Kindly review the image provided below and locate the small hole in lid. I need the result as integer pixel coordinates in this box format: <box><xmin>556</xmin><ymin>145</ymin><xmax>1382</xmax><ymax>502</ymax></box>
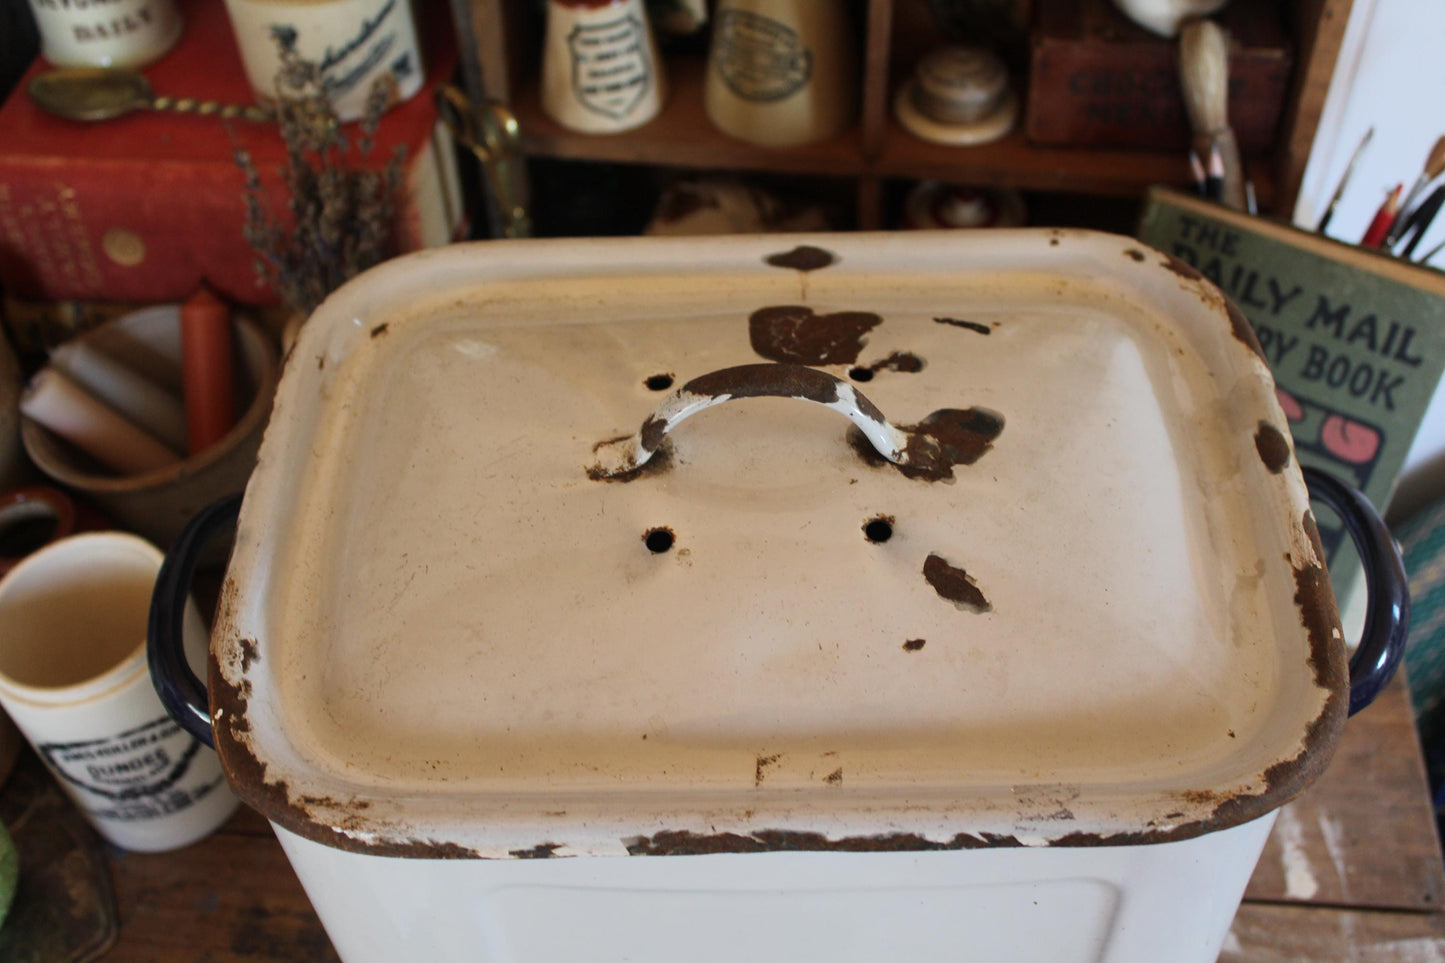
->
<box><xmin>864</xmin><ymin>517</ymin><xmax>894</xmax><ymax>543</ymax></box>
<box><xmin>646</xmin><ymin>373</ymin><xmax>674</xmax><ymax>391</ymax></box>
<box><xmin>644</xmin><ymin>528</ymin><xmax>675</xmax><ymax>553</ymax></box>
<box><xmin>848</xmin><ymin>367</ymin><xmax>874</xmax><ymax>382</ymax></box>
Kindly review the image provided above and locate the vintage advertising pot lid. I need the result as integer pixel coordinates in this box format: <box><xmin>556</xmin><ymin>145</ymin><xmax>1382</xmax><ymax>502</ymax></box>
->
<box><xmin>211</xmin><ymin>231</ymin><xmax>1346</xmax><ymax>858</ymax></box>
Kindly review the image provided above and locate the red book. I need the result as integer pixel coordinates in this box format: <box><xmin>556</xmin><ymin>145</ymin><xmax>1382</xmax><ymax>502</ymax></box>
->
<box><xmin>0</xmin><ymin>0</ymin><xmax>463</xmax><ymax>306</ymax></box>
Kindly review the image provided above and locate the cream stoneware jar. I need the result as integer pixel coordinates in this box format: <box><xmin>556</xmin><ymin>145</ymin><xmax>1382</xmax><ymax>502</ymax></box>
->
<box><xmin>541</xmin><ymin>0</ymin><xmax>666</xmax><ymax>135</ymax></box>
<box><xmin>705</xmin><ymin>0</ymin><xmax>857</xmax><ymax>148</ymax></box>
<box><xmin>0</xmin><ymin>533</ymin><xmax>236</xmax><ymax>851</ymax></box>
<box><xmin>28</xmin><ymin>0</ymin><xmax>182</xmax><ymax>68</ymax></box>
<box><xmin>221</xmin><ymin>0</ymin><xmax>424</xmax><ymax>122</ymax></box>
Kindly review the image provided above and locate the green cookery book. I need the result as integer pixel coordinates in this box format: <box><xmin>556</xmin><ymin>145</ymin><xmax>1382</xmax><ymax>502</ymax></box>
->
<box><xmin>1138</xmin><ymin>187</ymin><xmax>1445</xmax><ymax>593</ymax></box>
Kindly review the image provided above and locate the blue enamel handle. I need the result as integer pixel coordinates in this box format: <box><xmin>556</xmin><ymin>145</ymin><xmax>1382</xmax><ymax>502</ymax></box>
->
<box><xmin>1302</xmin><ymin>467</ymin><xmax>1410</xmax><ymax>715</ymax></box>
<box><xmin>146</xmin><ymin>494</ymin><xmax>243</xmax><ymax>749</ymax></box>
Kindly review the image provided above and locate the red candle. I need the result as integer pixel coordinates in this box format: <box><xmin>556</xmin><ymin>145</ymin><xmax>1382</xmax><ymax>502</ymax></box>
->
<box><xmin>180</xmin><ymin>285</ymin><xmax>236</xmax><ymax>456</ymax></box>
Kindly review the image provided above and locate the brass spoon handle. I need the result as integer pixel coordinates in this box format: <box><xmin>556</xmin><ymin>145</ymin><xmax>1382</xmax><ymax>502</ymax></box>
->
<box><xmin>149</xmin><ymin>95</ymin><xmax>273</xmax><ymax>123</ymax></box>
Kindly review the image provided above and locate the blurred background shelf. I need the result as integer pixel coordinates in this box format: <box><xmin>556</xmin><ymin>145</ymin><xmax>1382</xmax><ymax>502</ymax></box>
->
<box><xmin>463</xmin><ymin>0</ymin><xmax>1345</xmax><ymax>232</ymax></box>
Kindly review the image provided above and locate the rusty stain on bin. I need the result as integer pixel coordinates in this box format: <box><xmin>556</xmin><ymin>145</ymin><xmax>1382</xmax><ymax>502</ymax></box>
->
<box><xmin>860</xmin><ymin>351</ymin><xmax>926</xmax><ymax>374</ymax></box>
<box><xmin>624</xmin><ymin>830</ymin><xmax>1027</xmax><ymax>856</ymax></box>
<box><xmin>1255</xmin><ymin>422</ymin><xmax>1291</xmax><ymax>473</ymax></box>
<box><xmin>749</xmin><ymin>306</ymin><xmax>882</xmax><ymax>365</ymax></box>
<box><xmin>934</xmin><ymin>317</ymin><xmax>992</xmax><ymax>335</ymax></box>
<box><xmin>509</xmin><ymin>843</ymin><xmax>564</xmax><ymax>859</ymax></box>
<box><xmin>754</xmin><ymin>754</ymin><xmax>781</xmax><ymax>787</ymax></box>
<box><xmin>922</xmin><ymin>555</ymin><xmax>992</xmax><ymax>613</ymax></box>
<box><xmin>897</xmin><ymin>408</ymin><xmax>1005</xmax><ymax>481</ymax></box>
<box><xmin>237</xmin><ymin>636</ymin><xmax>260</xmax><ymax>673</ymax></box>
<box><xmin>764</xmin><ymin>246</ymin><xmax>837</xmax><ymax>272</ymax></box>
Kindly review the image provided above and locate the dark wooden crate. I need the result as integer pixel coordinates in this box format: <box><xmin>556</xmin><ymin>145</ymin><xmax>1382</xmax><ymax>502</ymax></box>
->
<box><xmin>1026</xmin><ymin>0</ymin><xmax>1293</xmax><ymax>152</ymax></box>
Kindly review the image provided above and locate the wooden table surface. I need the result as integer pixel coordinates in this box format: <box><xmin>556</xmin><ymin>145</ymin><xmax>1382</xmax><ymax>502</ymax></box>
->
<box><xmin>73</xmin><ymin>674</ymin><xmax>1445</xmax><ymax>961</ymax></box>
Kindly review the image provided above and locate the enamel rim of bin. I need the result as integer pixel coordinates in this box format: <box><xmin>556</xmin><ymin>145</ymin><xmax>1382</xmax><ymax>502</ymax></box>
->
<box><xmin>209</xmin><ymin>231</ymin><xmax>1346</xmax><ymax>859</ymax></box>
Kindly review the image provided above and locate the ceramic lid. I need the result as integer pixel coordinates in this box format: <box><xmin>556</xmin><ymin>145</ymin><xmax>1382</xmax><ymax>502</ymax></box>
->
<box><xmin>211</xmin><ymin>231</ymin><xmax>1346</xmax><ymax>858</ymax></box>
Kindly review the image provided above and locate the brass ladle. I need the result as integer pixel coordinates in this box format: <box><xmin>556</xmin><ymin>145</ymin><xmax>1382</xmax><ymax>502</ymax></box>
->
<box><xmin>28</xmin><ymin>68</ymin><xmax>273</xmax><ymax>123</ymax></box>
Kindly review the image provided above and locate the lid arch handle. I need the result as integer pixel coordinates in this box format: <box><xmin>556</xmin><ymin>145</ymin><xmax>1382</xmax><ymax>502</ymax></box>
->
<box><xmin>589</xmin><ymin>363</ymin><xmax>992</xmax><ymax>481</ymax></box>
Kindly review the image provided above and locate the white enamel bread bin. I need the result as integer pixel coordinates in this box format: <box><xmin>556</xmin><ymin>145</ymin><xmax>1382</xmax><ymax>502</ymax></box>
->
<box><xmin>149</xmin><ymin>231</ymin><xmax>1407</xmax><ymax>963</ymax></box>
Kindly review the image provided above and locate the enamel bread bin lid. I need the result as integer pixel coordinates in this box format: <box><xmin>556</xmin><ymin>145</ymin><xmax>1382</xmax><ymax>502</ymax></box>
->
<box><xmin>212</xmin><ymin>231</ymin><xmax>1346</xmax><ymax>858</ymax></box>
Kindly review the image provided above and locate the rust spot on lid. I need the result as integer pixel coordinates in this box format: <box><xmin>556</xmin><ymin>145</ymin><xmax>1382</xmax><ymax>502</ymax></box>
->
<box><xmin>1161</xmin><ymin>255</ymin><xmax>1204</xmax><ymax>282</ymax></box>
<box><xmin>1178</xmin><ymin>789</ymin><xmax>1219</xmax><ymax>806</ymax></box>
<box><xmin>749</xmin><ymin>306</ymin><xmax>881</xmax><ymax>365</ymax></box>
<box><xmin>1294</xmin><ymin>510</ymin><xmax>1348</xmax><ymax>697</ymax></box>
<box><xmin>903</xmin><ymin>638</ymin><xmax>926</xmax><ymax>652</ymax></box>
<box><xmin>754</xmin><ymin>753</ymin><xmax>781</xmax><ymax>787</ymax></box>
<box><xmin>1049</xmin><ymin>238</ymin><xmax>1060</xmax><ymax>246</ymax></box>
<box><xmin>586</xmin><ymin>441</ymin><xmax>675</xmax><ymax>483</ymax></box>
<box><xmin>369</xmin><ymin>323</ymin><xmax>389</xmax><ymax>338</ymax></box>
<box><xmin>824</xmin><ymin>768</ymin><xmax>843</xmax><ymax>785</ymax></box>
<box><xmin>510</xmin><ymin>843</ymin><xmax>564</xmax><ymax>859</ymax></box>
<box><xmin>1224</xmin><ymin>297</ymin><xmax>1268</xmax><ymax>362</ymax></box>
<box><xmin>896</xmin><ymin>408</ymin><xmax>1006</xmax><ymax>482</ymax></box>
<box><xmin>923</xmin><ymin>554</ymin><xmax>991</xmax><ymax>613</ymax></box>
<box><xmin>934</xmin><ymin>317</ymin><xmax>992</xmax><ymax>335</ymax></box>
<box><xmin>764</xmin><ymin>245</ymin><xmax>836</xmax><ymax>272</ymax></box>
<box><xmin>1255</xmin><ymin>422</ymin><xmax>1291</xmax><ymax>473</ymax></box>
<box><xmin>210</xmin><ymin>646</ymin><xmax>483</xmax><ymax>858</ymax></box>
<box><xmin>862</xmin><ymin>351</ymin><xmax>925</xmax><ymax>374</ymax></box>
<box><xmin>1125</xmin><ymin>249</ymin><xmax>1147</xmax><ymax>262</ymax></box>
<box><xmin>237</xmin><ymin>637</ymin><xmax>259</xmax><ymax>673</ymax></box>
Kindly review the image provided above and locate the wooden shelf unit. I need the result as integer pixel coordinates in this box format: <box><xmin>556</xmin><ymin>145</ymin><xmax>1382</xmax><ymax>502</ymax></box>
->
<box><xmin>464</xmin><ymin>0</ymin><xmax>1346</xmax><ymax>229</ymax></box>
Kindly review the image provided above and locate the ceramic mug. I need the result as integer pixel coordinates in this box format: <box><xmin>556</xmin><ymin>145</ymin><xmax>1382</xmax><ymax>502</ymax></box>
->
<box><xmin>541</xmin><ymin>0</ymin><xmax>667</xmax><ymax>135</ymax></box>
<box><xmin>0</xmin><ymin>533</ymin><xmax>237</xmax><ymax>851</ymax></box>
<box><xmin>27</xmin><ymin>0</ymin><xmax>182</xmax><ymax>69</ymax></box>
<box><xmin>221</xmin><ymin>0</ymin><xmax>425</xmax><ymax>122</ymax></box>
<box><xmin>704</xmin><ymin>0</ymin><xmax>857</xmax><ymax>148</ymax></box>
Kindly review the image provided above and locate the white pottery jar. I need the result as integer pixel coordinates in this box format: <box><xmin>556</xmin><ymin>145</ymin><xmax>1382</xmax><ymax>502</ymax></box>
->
<box><xmin>704</xmin><ymin>0</ymin><xmax>857</xmax><ymax>148</ymax></box>
<box><xmin>541</xmin><ymin>0</ymin><xmax>667</xmax><ymax>135</ymax></box>
<box><xmin>221</xmin><ymin>0</ymin><xmax>425</xmax><ymax>123</ymax></box>
<box><xmin>27</xmin><ymin>0</ymin><xmax>182</xmax><ymax>68</ymax></box>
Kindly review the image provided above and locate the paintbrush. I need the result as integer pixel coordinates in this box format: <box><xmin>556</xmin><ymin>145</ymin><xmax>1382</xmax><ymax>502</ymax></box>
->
<box><xmin>1398</xmin><ymin>183</ymin><xmax>1445</xmax><ymax>258</ymax></box>
<box><xmin>1206</xmin><ymin>143</ymin><xmax>1225</xmax><ymax>202</ymax></box>
<box><xmin>1189</xmin><ymin>150</ymin><xmax>1207</xmax><ymax>197</ymax></box>
<box><xmin>1179</xmin><ymin>18</ymin><xmax>1245</xmax><ymax>210</ymax></box>
<box><xmin>1385</xmin><ymin>135</ymin><xmax>1445</xmax><ymax>246</ymax></box>
<box><xmin>1317</xmin><ymin>126</ymin><xmax>1373</xmax><ymax>233</ymax></box>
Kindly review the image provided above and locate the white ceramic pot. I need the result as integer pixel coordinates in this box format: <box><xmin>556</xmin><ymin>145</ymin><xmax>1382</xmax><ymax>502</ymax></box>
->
<box><xmin>151</xmin><ymin>231</ymin><xmax>1403</xmax><ymax>962</ymax></box>
<box><xmin>27</xmin><ymin>0</ymin><xmax>182</xmax><ymax>68</ymax></box>
<box><xmin>0</xmin><ymin>534</ymin><xmax>237</xmax><ymax>851</ymax></box>
<box><xmin>221</xmin><ymin>0</ymin><xmax>424</xmax><ymax>122</ymax></box>
<box><xmin>704</xmin><ymin>0</ymin><xmax>857</xmax><ymax>148</ymax></box>
<box><xmin>541</xmin><ymin>0</ymin><xmax>666</xmax><ymax>135</ymax></box>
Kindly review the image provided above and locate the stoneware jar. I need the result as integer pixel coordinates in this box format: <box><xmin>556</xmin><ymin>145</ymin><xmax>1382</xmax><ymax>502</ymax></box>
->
<box><xmin>704</xmin><ymin>0</ymin><xmax>857</xmax><ymax>148</ymax></box>
<box><xmin>221</xmin><ymin>0</ymin><xmax>425</xmax><ymax>123</ymax></box>
<box><xmin>27</xmin><ymin>0</ymin><xmax>182</xmax><ymax>69</ymax></box>
<box><xmin>541</xmin><ymin>0</ymin><xmax>667</xmax><ymax>135</ymax></box>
